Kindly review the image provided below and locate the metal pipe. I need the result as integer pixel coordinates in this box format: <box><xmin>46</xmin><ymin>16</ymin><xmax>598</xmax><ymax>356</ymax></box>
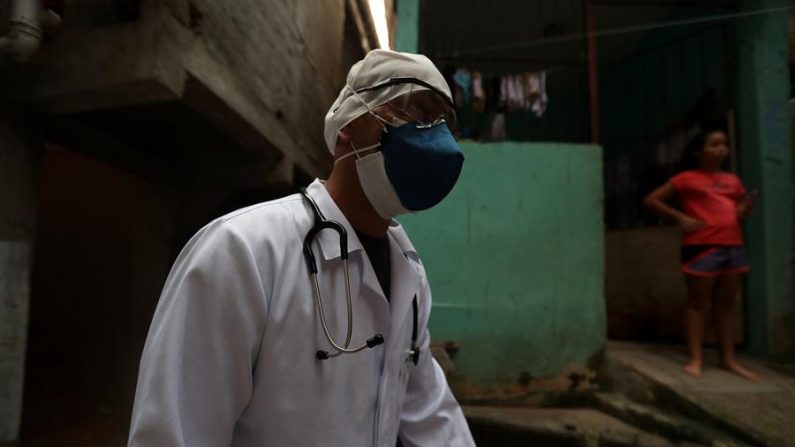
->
<box><xmin>583</xmin><ymin>0</ymin><xmax>600</xmax><ymax>144</ymax></box>
<box><xmin>0</xmin><ymin>0</ymin><xmax>43</xmax><ymax>63</ymax></box>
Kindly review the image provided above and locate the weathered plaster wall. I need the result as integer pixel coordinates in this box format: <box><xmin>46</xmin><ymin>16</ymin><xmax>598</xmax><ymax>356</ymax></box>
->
<box><xmin>605</xmin><ymin>226</ymin><xmax>743</xmax><ymax>344</ymax></box>
<box><xmin>26</xmin><ymin>0</ymin><xmax>351</xmax><ymax>178</ymax></box>
<box><xmin>401</xmin><ymin>142</ymin><xmax>606</xmax><ymax>399</ymax></box>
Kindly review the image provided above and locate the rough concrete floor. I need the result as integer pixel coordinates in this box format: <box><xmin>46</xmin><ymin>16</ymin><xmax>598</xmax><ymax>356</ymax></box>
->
<box><xmin>465</xmin><ymin>406</ymin><xmax>674</xmax><ymax>446</ymax></box>
<box><xmin>609</xmin><ymin>341</ymin><xmax>795</xmax><ymax>447</ymax></box>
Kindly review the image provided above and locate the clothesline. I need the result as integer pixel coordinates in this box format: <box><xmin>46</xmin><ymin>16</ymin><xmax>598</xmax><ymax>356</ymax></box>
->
<box><xmin>432</xmin><ymin>55</ymin><xmax>585</xmax><ymax>69</ymax></box>
<box><xmin>447</xmin><ymin>67</ymin><xmax>549</xmax><ymax>117</ymax></box>
<box><xmin>433</xmin><ymin>5</ymin><xmax>793</xmax><ymax>58</ymax></box>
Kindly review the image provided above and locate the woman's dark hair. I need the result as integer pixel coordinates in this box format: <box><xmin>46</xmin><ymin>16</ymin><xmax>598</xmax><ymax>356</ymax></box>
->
<box><xmin>678</xmin><ymin>128</ymin><xmax>728</xmax><ymax>172</ymax></box>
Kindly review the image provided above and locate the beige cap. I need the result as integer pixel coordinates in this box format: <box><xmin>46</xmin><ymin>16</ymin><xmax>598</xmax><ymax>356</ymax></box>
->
<box><xmin>323</xmin><ymin>49</ymin><xmax>452</xmax><ymax>153</ymax></box>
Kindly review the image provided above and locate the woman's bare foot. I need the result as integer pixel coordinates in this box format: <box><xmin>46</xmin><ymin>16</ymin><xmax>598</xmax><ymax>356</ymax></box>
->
<box><xmin>722</xmin><ymin>361</ymin><xmax>759</xmax><ymax>382</ymax></box>
<box><xmin>683</xmin><ymin>361</ymin><xmax>703</xmax><ymax>378</ymax></box>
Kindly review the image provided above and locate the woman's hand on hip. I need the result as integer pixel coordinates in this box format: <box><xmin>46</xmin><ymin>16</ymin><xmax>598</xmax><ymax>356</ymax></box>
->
<box><xmin>678</xmin><ymin>215</ymin><xmax>705</xmax><ymax>232</ymax></box>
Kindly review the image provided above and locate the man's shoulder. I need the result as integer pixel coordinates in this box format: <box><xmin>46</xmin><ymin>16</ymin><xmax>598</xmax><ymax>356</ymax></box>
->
<box><xmin>219</xmin><ymin>194</ymin><xmax>305</xmax><ymax>225</ymax></box>
<box><xmin>172</xmin><ymin>194</ymin><xmax>309</xmax><ymax>275</ymax></box>
<box><xmin>205</xmin><ymin>193</ymin><xmax>309</xmax><ymax>246</ymax></box>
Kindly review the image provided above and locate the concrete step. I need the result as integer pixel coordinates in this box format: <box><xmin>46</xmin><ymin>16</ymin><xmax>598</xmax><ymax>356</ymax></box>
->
<box><xmin>606</xmin><ymin>342</ymin><xmax>795</xmax><ymax>446</ymax></box>
<box><xmin>464</xmin><ymin>406</ymin><xmax>675</xmax><ymax>447</ymax></box>
<box><xmin>592</xmin><ymin>393</ymin><xmax>749</xmax><ymax>447</ymax></box>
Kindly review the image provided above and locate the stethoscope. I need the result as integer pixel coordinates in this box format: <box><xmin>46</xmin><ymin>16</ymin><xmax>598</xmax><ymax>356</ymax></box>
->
<box><xmin>300</xmin><ymin>188</ymin><xmax>420</xmax><ymax>365</ymax></box>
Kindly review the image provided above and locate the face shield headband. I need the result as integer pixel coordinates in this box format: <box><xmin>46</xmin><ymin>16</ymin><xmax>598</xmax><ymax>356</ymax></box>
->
<box><xmin>333</xmin><ymin>77</ymin><xmax>458</xmax><ymax>133</ymax></box>
<box><xmin>350</xmin><ymin>77</ymin><xmax>454</xmax><ymax>107</ymax></box>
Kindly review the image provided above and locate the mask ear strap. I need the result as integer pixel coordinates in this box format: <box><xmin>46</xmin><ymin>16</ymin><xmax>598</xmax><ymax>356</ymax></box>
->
<box><xmin>348</xmin><ymin>85</ymin><xmax>389</xmax><ymax>133</ymax></box>
<box><xmin>334</xmin><ymin>141</ymin><xmax>380</xmax><ymax>165</ymax></box>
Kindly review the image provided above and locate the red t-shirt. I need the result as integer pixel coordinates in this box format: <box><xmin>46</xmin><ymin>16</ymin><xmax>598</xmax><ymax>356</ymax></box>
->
<box><xmin>670</xmin><ymin>170</ymin><xmax>746</xmax><ymax>246</ymax></box>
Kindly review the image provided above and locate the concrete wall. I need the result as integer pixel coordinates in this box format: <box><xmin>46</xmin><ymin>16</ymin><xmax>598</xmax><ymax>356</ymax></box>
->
<box><xmin>396</xmin><ymin>0</ymin><xmax>604</xmax><ymax>399</ymax></box>
<box><xmin>0</xmin><ymin>1</ymin><xmax>371</xmax><ymax>443</ymax></box>
<box><xmin>395</xmin><ymin>0</ymin><xmax>419</xmax><ymax>54</ymax></box>
<box><xmin>605</xmin><ymin>225</ymin><xmax>743</xmax><ymax>344</ymax></box>
<box><xmin>400</xmin><ymin>142</ymin><xmax>606</xmax><ymax>399</ymax></box>
<box><xmin>26</xmin><ymin>0</ymin><xmax>351</xmax><ymax>178</ymax></box>
<box><xmin>606</xmin><ymin>226</ymin><xmax>686</xmax><ymax>341</ymax></box>
<box><xmin>0</xmin><ymin>106</ymin><xmax>39</xmax><ymax>442</ymax></box>
<box><xmin>21</xmin><ymin>146</ymin><xmax>174</xmax><ymax>446</ymax></box>
<box><xmin>165</xmin><ymin>0</ymin><xmax>345</xmax><ymax>176</ymax></box>
<box><xmin>737</xmin><ymin>0</ymin><xmax>795</xmax><ymax>356</ymax></box>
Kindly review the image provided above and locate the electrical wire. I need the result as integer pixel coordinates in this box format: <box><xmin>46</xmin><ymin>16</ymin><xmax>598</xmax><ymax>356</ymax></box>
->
<box><xmin>435</xmin><ymin>5</ymin><xmax>793</xmax><ymax>58</ymax></box>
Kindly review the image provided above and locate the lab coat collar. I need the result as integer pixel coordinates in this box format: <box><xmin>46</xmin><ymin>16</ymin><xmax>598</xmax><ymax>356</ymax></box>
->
<box><xmin>305</xmin><ymin>180</ymin><xmax>362</xmax><ymax>261</ymax></box>
<box><xmin>387</xmin><ymin>219</ymin><xmax>419</xmax><ymax>260</ymax></box>
<box><xmin>306</xmin><ymin>179</ymin><xmax>418</xmax><ymax>261</ymax></box>
<box><xmin>306</xmin><ymin>179</ymin><xmax>422</xmax><ymax>334</ymax></box>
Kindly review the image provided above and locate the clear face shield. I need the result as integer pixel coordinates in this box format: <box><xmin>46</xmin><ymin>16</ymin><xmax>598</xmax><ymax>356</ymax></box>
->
<box><xmin>344</xmin><ymin>77</ymin><xmax>458</xmax><ymax>137</ymax></box>
<box><xmin>373</xmin><ymin>84</ymin><xmax>458</xmax><ymax>135</ymax></box>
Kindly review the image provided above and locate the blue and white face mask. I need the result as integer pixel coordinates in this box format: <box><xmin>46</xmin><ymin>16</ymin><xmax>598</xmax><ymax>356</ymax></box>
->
<box><xmin>334</xmin><ymin>84</ymin><xmax>464</xmax><ymax>220</ymax></box>
<box><xmin>380</xmin><ymin>121</ymin><xmax>464</xmax><ymax>211</ymax></box>
<box><xmin>335</xmin><ymin>117</ymin><xmax>464</xmax><ymax>220</ymax></box>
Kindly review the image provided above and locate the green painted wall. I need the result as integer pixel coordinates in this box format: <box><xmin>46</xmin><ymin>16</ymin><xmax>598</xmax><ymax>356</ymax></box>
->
<box><xmin>400</xmin><ymin>142</ymin><xmax>606</xmax><ymax>387</ymax></box>
<box><xmin>395</xmin><ymin>0</ymin><xmax>419</xmax><ymax>53</ymax></box>
<box><xmin>736</xmin><ymin>0</ymin><xmax>794</xmax><ymax>356</ymax></box>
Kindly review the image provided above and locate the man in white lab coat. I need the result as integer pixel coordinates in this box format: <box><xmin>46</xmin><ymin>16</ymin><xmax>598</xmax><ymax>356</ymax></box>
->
<box><xmin>129</xmin><ymin>49</ymin><xmax>475</xmax><ymax>446</ymax></box>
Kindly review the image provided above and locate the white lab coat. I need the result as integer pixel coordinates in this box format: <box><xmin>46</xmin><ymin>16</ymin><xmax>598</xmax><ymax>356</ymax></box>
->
<box><xmin>128</xmin><ymin>180</ymin><xmax>475</xmax><ymax>447</ymax></box>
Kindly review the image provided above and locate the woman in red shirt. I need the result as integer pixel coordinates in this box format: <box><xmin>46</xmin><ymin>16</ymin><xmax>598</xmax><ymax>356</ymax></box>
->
<box><xmin>644</xmin><ymin>129</ymin><xmax>757</xmax><ymax>382</ymax></box>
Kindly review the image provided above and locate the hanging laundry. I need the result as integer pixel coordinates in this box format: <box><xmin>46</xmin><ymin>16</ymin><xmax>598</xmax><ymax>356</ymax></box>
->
<box><xmin>506</xmin><ymin>75</ymin><xmax>517</xmax><ymax>110</ymax></box>
<box><xmin>452</xmin><ymin>68</ymin><xmax>472</xmax><ymax>105</ymax></box>
<box><xmin>514</xmin><ymin>74</ymin><xmax>527</xmax><ymax>110</ymax></box>
<box><xmin>499</xmin><ymin>75</ymin><xmax>509</xmax><ymax>109</ymax></box>
<box><xmin>488</xmin><ymin>113</ymin><xmax>507</xmax><ymax>141</ymax></box>
<box><xmin>471</xmin><ymin>71</ymin><xmax>485</xmax><ymax>112</ymax></box>
<box><xmin>486</xmin><ymin>75</ymin><xmax>501</xmax><ymax>112</ymax></box>
<box><xmin>452</xmin><ymin>86</ymin><xmax>464</xmax><ymax>108</ymax></box>
<box><xmin>525</xmin><ymin>71</ymin><xmax>548</xmax><ymax>117</ymax></box>
<box><xmin>503</xmin><ymin>74</ymin><xmax>521</xmax><ymax>111</ymax></box>
<box><xmin>447</xmin><ymin>66</ymin><xmax>552</xmax><ymax>129</ymax></box>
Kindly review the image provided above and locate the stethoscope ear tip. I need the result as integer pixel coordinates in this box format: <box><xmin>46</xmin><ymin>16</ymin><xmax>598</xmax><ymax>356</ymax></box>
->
<box><xmin>316</xmin><ymin>350</ymin><xmax>330</xmax><ymax>360</ymax></box>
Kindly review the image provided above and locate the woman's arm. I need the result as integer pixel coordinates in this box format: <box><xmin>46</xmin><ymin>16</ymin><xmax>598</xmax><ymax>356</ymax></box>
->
<box><xmin>737</xmin><ymin>189</ymin><xmax>758</xmax><ymax>219</ymax></box>
<box><xmin>643</xmin><ymin>182</ymin><xmax>704</xmax><ymax>232</ymax></box>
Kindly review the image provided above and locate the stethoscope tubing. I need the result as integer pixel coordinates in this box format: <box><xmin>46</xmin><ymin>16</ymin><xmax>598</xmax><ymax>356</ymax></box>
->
<box><xmin>300</xmin><ymin>187</ymin><xmax>418</xmax><ymax>364</ymax></box>
<box><xmin>310</xmin><ymin>266</ymin><xmax>368</xmax><ymax>357</ymax></box>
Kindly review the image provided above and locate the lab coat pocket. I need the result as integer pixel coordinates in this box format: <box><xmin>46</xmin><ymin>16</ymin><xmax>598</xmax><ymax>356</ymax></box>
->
<box><xmin>399</xmin><ymin>354</ymin><xmax>414</xmax><ymax>384</ymax></box>
<box><xmin>392</xmin><ymin>354</ymin><xmax>415</xmax><ymax>437</ymax></box>
<box><xmin>397</xmin><ymin>347</ymin><xmax>418</xmax><ymax>407</ymax></box>
<box><xmin>397</xmin><ymin>323</ymin><xmax>418</xmax><ymax>386</ymax></box>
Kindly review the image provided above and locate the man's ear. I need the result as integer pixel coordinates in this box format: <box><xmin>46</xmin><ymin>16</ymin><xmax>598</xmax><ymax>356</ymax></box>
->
<box><xmin>337</xmin><ymin>124</ymin><xmax>353</xmax><ymax>144</ymax></box>
<box><xmin>333</xmin><ymin>125</ymin><xmax>354</xmax><ymax>159</ymax></box>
